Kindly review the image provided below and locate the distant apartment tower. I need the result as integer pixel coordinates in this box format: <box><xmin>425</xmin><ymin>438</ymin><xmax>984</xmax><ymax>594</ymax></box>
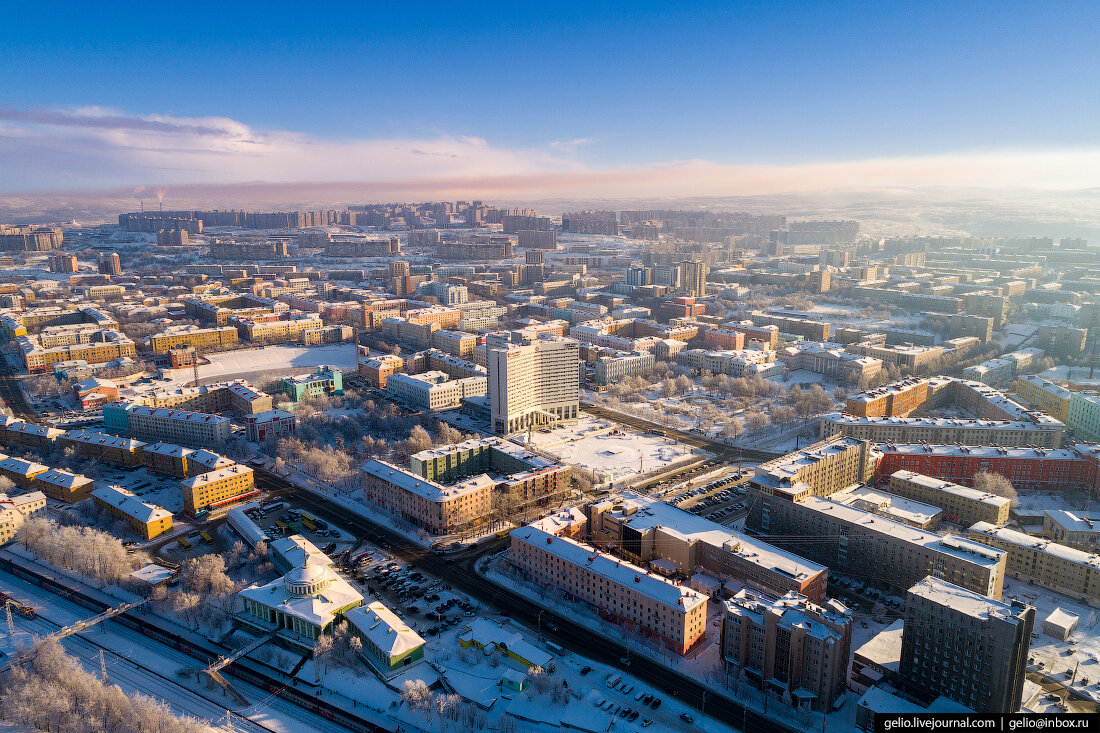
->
<box><xmin>487</xmin><ymin>334</ymin><xmax>580</xmax><ymax>435</ymax></box>
<box><xmin>626</xmin><ymin>266</ymin><xmax>652</xmax><ymax>287</ymax></box>
<box><xmin>501</xmin><ymin>214</ymin><xmax>552</xmax><ymax>233</ymax></box>
<box><xmin>900</xmin><ymin>577</ymin><xmax>1033</xmax><ymax>714</ymax></box>
<box><xmin>679</xmin><ymin>260</ymin><xmax>708</xmax><ymax>297</ymax></box>
<box><xmin>518</xmin><ymin>229</ymin><xmax>557</xmax><ymax>249</ymax></box>
<box><xmin>97</xmin><ymin>251</ymin><xmax>122</xmax><ymax>276</ymax></box>
<box><xmin>156</xmin><ymin>228</ymin><xmax>189</xmax><ymax>246</ymax></box>
<box><xmin>0</xmin><ymin>225</ymin><xmax>63</xmax><ymax>251</ymax></box>
<box><xmin>48</xmin><ymin>253</ymin><xmax>79</xmax><ymax>273</ymax></box>
<box><xmin>562</xmin><ymin>210</ymin><xmax>618</xmax><ymax>235</ymax></box>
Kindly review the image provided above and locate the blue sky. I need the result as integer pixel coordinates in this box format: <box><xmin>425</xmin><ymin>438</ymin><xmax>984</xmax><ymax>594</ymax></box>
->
<box><xmin>3</xmin><ymin>1</ymin><xmax>1099</xmax><ymax>194</ymax></box>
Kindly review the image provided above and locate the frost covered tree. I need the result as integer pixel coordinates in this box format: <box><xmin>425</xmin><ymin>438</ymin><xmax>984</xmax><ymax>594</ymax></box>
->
<box><xmin>313</xmin><ymin>634</ymin><xmax>334</xmax><ymax>674</ymax></box>
<box><xmin>744</xmin><ymin>411</ymin><xmax>770</xmax><ymax>431</ymax></box>
<box><xmin>0</xmin><ymin>637</ymin><xmax>208</xmax><ymax>733</ymax></box>
<box><xmin>973</xmin><ymin>471</ymin><xmax>1019</xmax><ymax>507</ymax></box>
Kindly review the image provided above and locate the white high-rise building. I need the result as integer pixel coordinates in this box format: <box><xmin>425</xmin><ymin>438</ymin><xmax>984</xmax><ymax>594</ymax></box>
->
<box><xmin>488</xmin><ymin>334</ymin><xmax>580</xmax><ymax>435</ymax></box>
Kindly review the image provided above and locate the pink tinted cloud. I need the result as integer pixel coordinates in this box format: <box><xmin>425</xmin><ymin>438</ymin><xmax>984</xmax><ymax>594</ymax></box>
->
<box><xmin>2</xmin><ymin>106</ymin><xmax>1100</xmax><ymax>197</ymax></box>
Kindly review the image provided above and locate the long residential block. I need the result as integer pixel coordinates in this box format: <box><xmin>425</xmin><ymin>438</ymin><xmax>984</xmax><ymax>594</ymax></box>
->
<box><xmin>510</xmin><ymin>517</ymin><xmax>709</xmax><ymax>655</ymax></box>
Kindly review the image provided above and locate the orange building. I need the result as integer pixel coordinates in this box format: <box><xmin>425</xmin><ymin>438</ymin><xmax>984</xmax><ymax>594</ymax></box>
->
<box><xmin>844</xmin><ymin>377</ymin><xmax>931</xmax><ymax>417</ymax></box>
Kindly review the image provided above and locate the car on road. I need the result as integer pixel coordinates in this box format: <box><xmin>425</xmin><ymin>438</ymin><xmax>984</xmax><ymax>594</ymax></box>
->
<box><xmin>620</xmin><ymin>657</ymin><xmax>631</xmax><ymax>666</ymax></box>
<box><xmin>680</xmin><ymin>713</ymin><xmax>694</xmax><ymax>723</ymax></box>
<box><xmin>579</xmin><ymin>666</ymin><xmax>592</xmax><ymax>676</ymax></box>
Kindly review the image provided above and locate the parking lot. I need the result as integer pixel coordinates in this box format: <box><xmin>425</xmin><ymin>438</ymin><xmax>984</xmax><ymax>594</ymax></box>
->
<box><xmin>593</xmin><ymin>671</ymin><xmax>668</xmax><ymax>727</ymax></box>
<box><xmin>665</xmin><ymin>470</ymin><xmax>754</xmax><ymax>523</ymax></box>
<box><xmin>353</xmin><ymin>557</ymin><xmax>480</xmax><ymax>638</ymax></box>
<box><xmin>244</xmin><ymin>501</ymin><xmax>357</xmax><ymax>557</ymax></box>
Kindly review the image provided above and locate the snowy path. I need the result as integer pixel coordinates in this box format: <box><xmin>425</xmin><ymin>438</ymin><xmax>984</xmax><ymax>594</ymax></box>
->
<box><xmin>0</xmin><ymin>568</ymin><xmax>345</xmax><ymax>733</ymax></box>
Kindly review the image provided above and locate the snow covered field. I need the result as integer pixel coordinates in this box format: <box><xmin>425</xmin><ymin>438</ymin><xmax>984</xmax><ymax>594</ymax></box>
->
<box><xmin>520</xmin><ymin>417</ymin><xmax>700</xmax><ymax>483</ymax></box>
<box><xmin>159</xmin><ymin>344</ymin><xmax>359</xmax><ymax>388</ymax></box>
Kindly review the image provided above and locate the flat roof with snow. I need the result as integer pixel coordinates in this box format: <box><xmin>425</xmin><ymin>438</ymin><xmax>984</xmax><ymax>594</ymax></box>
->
<box><xmin>799</xmin><ymin>496</ymin><xmax>1005</xmax><ymax>566</ymax></box>
<box><xmin>514</xmin><ymin>523</ymin><xmax>707</xmax><ymax>613</ymax></box>
<box><xmin>604</xmin><ymin>492</ymin><xmax>826</xmax><ymax>581</ymax></box>
<box><xmin>907</xmin><ymin>576</ymin><xmax>1023</xmax><ymax>622</ymax></box>
<box><xmin>969</xmin><ymin>521</ymin><xmax>1100</xmax><ymax>567</ymax></box>
<box><xmin>890</xmin><ymin>470</ymin><xmax>1010</xmax><ymax>508</ymax></box>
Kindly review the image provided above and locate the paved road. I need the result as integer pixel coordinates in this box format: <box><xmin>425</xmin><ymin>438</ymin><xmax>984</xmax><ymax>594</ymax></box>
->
<box><xmin>255</xmin><ymin>469</ymin><xmax>797</xmax><ymax>733</ymax></box>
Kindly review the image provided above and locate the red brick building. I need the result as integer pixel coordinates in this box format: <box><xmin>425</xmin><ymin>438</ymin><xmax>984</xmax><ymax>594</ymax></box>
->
<box><xmin>873</xmin><ymin>443</ymin><xmax>1100</xmax><ymax>491</ymax></box>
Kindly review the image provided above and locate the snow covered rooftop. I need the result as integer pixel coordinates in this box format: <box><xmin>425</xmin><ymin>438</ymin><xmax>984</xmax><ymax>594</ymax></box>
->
<box><xmin>457</xmin><ymin>618</ymin><xmax>554</xmax><ymax>669</ymax></box>
<box><xmin>890</xmin><ymin>470</ymin><xmax>1010</xmax><ymax>508</ymax></box>
<box><xmin>907</xmin><ymin>576</ymin><xmax>1024</xmax><ymax>622</ymax></box>
<box><xmin>604</xmin><ymin>491</ymin><xmax>826</xmax><ymax>581</ymax></box>
<box><xmin>91</xmin><ymin>485</ymin><xmax>171</xmax><ymax>523</ymax></box>
<box><xmin>239</xmin><ymin>568</ymin><xmax>362</xmax><ymax>628</ymax></box>
<box><xmin>179</xmin><ymin>463</ymin><xmax>252</xmax><ymax>488</ymax></box>
<box><xmin>0</xmin><ymin>456</ymin><xmax>47</xmax><ymax>476</ymax></box>
<box><xmin>361</xmin><ymin>459</ymin><xmax>493</xmax><ymax>502</ymax></box>
<box><xmin>35</xmin><ymin>469</ymin><xmax>92</xmax><ymax>489</ymax></box>
<box><xmin>345</xmin><ymin>602</ymin><xmax>425</xmax><ymax>659</ymax></box>
<box><xmin>513</xmin><ymin>523</ymin><xmax>708</xmax><ymax>612</ymax></box>
<box><xmin>799</xmin><ymin>496</ymin><xmax>1006</xmax><ymax>566</ymax></box>
<box><xmin>877</xmin><ymin>443</ymin><xmax>1080</xmax><ymax>460</ymax></box>
<box><xmin>755</xmin><ymin>436</ymin><xmax>867</xmax><ymax>483</ymax></box>
<box><xmin>831</xmin><ymin>484</ymin><xmax>942</xmax><ymax>527</ymax></box>
<box><xmin>1042</xmin><ymin>510</ymin><xmax>1100</xmax><ymax>533</ymax></box>
<box><xmin>969</xmin><ymin>521</ymin><xmax>1100</xmax><ymax>567</ymax></box>
<box><xmin>853</xmin><ymin>618</ymin><xmax>904</xmax><ymax>672</ymax></box>
<box><xmin>829</xmin><ymin>414</ymin><xmax>1060</xmax><ymax>431</ymax></box>
<box><xmin>61</xmin><ymin>430</ymin><xmax>145</xmax><ymax>450</ymax></box>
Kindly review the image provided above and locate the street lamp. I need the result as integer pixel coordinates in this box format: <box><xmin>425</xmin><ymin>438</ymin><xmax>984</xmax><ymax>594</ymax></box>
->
<box><xmin>537</xmin><ymin>610</ymin><xmax>545</xmax><ymax>637</ymax></box>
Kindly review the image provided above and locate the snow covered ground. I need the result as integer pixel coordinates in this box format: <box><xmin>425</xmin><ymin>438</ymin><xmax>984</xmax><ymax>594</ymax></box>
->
<box><xmin>0</xmin><ymin>566</ymin><xmax>344</xmax><ymax>733</ymax></box>
<box><xmin>157</xmin><ymin>344</ymin><xmax>359</xmax><ymax>389</ymax></box>
<box><xmin>481</xmin><ymin>555</ymin><xmax>831</xmax><ymax>731</ymax></box>
<box><xmin>1039</xmin><ymin>364</ymin><xmax>1100</xmax><ymax>388</ymax></box>
<box><xmin>1009</xmin><ymin>576</ymin><xmax>1100</xmax><ymax>702</ymax></box>
<box><xmin>519</xmin><ymin>417</ymin><xmax>700</xmax><ymax>484</ymax></box>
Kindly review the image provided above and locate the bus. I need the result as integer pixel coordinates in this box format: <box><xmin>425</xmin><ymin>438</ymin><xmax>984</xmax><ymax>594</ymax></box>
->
<box><xmin>199</xmin><ymin>532</ymin><xmax>213</xmax><ymax>545</ymax></box>
<box><xmin>300</xmin><ymin>512</ymin><xmax>318</xmax><ymax>531</ymax></box>
<box><xmin>495</xmin><ymin>529</ymin><xmax>512</xmax><ymax>539</ymax></box>
<box><xmin>178</xmin><ymin>537</ymin><xmax>192</xmax><ymax>551</ymax></box>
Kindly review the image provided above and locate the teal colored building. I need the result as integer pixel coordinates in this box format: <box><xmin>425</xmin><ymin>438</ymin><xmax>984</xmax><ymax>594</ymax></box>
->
<box><xmin>102</xmin><ymin>401</ymin><xmax>138</xmax><ymax>432</ymax></box>
<box><xmin>282</xmin><ymin>366</ymin><xmax>343</xmax><ymax>402</ymax></box>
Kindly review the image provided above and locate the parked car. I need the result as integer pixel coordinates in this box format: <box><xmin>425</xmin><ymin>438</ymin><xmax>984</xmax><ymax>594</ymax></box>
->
<box><xmin>680</xmin><ymin>713</ymin><xmax>694</xmax><ymax>723</ymax></box>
